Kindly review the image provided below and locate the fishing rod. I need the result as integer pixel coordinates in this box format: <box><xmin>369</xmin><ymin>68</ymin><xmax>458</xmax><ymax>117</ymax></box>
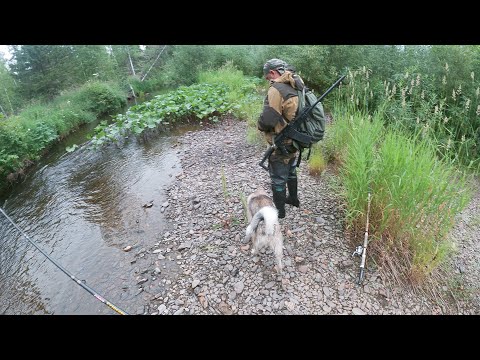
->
<box><xmin>352</xmin><ymin>192</ymin><xmax>372</xmax><ymax>285</ymax></box>
<box><xmin>0</xmin><ymin>207</ymin><xmax>129</xmax><ymax>315</ymax></box>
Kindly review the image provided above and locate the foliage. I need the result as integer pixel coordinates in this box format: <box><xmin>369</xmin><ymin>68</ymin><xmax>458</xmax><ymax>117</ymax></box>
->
<box><xmin>88</xmin><ymin>82</ymin><xmax>237</xmax><ymax>149</ymax></box>
<box><xmin>307</xmin><ymin>147</ymin><xmax>327</xmax><ymax>176</ymax></box>
<box><xmin>330</xmin><ymin>106</ymin><xmax>472</xmax><ymax>285</ymax></box>
<box><xmin>333</xmin><ymin>60</ymin><xmax>480</xmax><ymax>174</ymax></box>
<box><xmin>69</xmin><ymin>81</ymin><xmax>126</xmax><ymax>116</ymax></box>
<box><xmin>0</xmin><ymin>59</ymin><xmax>20</xmax><ymax>116</ymax></box>
<box><xmin>0</xmin><ymin>80</ymin><xmax>127</xmax><ymax>189</ymax></box>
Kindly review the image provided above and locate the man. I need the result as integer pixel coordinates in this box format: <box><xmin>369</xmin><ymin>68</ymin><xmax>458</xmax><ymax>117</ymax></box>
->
<box><xmin>257</xmin><ymin>58</ymin><xmax>305</xmax><ymax>218</ymax></box>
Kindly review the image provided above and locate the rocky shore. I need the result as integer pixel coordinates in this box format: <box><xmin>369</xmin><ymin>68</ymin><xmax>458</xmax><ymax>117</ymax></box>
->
<box><xmin>131</xmin><ymin>117</ymin><xmax>479</xmax><ymax>315</ymax></box>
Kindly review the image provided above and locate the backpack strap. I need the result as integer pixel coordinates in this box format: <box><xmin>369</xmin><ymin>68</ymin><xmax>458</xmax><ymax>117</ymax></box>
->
<box><xmin>271</xmin><ymin>82</ymin><xmax>298</xmax><ymax>101</ymax></box>
<box><xmin>297</xmin><ymin>147</ymin><xmax>303</xmax><ymax>168</ymax></box>
<box><xmin>295</xmin><ymin>145</ymin><xmax>312</xmax><ymax>169</ymax></box>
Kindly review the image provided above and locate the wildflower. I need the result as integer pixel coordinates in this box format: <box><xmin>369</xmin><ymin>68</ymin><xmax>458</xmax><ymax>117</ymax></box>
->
<box><xmin>422</xmin><ymin>123</ymin><xmax>429</xmax><ymax>137</ymax></box>
<box><xmin>471</xmin><ymin>71</ymin><xmax>475</xmax><ymax>82</ymax></box>
<box><xmin>461</xmin><ymin>134</ymin><xmax>465</xmax><ymax>142</ymax></box>
<box><xmin>445</xmin><ymin>62</ymin><xmax>449</xmax><ymax>72</ymax></box>
<box><xmin>466</xmin><ymin>98</ymin><xmax>471</xmax><ymax>111</ymax></box>
<box><xmin>356</xmin><ymin>97</ymin><xmax>359</xmax><ymax>106</ymax></box>
<box><xmin>416</xmin><ymin>74</ymin><xmax>420</xmax><ymax>86</ymax></box>
<box><xmin>405</xmin><ymin>71</ymin><xmax>409</xmax><ymax>79</ymax></box>
<box><xmin>452</xmin><ymin>89</ymin><xmax>456</xmax><ymax>101</ymax></box>
<box><xmin>477</xmin><ymin>105</ymin><xmax>480</xmax><ymax>116</ymax></box>
<box><xmin>350</xmin><ymin>94</ymin><xmax>354</xmax><ymax>103</ymax></box>
<box><xmin>421</xmin><ymin>90</ymin><xmax>425</xmax><ymax>100</ymax></box>
<box><xmin>457</xmin><ymin>84</ymin><xmax>462</xmax><ymax>95</ymax></box>
<box><xmin>370</xmin><ymin>90</ymin><xmax>373</xmax><ymax>99</ymax></box>
<box><xmin>416</xmin><ymin>117</ymin><xmax>420</xmax><ymax>124</ymax></box>
<box><xmin>476</xmin><ymin>87</ymin><xmax>479</xmax><ymax>98</ymax></box>
<box><xmin>443</xmin><ymin>116</ymin><xmax>449</xmax><ymax>124</ymax></box>
<box><xmin>392</xmin><ymin>84</ymin><xmax>397</xmax><ymax>96</ymax></box>
<box><xmin>442</xmin><ymin>76</ymin><xmax>447</xmax><ymax>85</ymax></box>
<box><xmin>434</xmin><ymin>105</ymin><xmax>438</xmax><ymax>114</ymax></box>
<box><xmin>446</xmin><ymin>138</ymin><xmax>451</xmax><ymax>150</ymax></box>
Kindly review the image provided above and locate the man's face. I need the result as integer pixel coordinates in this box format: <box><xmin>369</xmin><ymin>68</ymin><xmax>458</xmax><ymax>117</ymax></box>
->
<box><xmin>264</xmin><ymin>70</ymin><xmax>279</xmax><ymax>81</ymax></box>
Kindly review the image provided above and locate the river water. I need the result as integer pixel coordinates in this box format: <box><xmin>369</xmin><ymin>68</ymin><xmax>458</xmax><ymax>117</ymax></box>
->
<box><xmin>0</xmin><ymin>117</ymin><xmax>200</xmax><ymax>315</ymax></box>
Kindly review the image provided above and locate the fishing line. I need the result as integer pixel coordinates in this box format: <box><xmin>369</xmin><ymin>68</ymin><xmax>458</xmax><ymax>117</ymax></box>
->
<box><xmin>0</xmin><ymin>207</ymin><xmax>129</xmax><ymax>315</ymax></box>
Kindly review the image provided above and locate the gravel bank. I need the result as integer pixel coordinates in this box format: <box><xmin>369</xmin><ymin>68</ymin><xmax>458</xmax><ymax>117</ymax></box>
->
<box><xmin>131</xmin><ymin>117</ymin><xmax>480</xmax><ymax>315</ymax></box>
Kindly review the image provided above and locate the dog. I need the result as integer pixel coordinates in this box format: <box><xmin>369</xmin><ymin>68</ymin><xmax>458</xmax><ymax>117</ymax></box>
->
<box><xmin>244</xmin><ymin>188</ymin><xmax>283</xmax><ymax>274</ymax></box>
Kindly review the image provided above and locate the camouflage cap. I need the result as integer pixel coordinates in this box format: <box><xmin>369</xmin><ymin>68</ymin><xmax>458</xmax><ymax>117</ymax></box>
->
<box><xmin>263</xmin><ymin>58</ymin><xmax>288</xmax><ymax>75</ymax></box>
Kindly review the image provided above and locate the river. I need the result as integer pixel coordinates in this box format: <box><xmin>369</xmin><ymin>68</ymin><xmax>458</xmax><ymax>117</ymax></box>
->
<box><xmin>0</xmin><ymin>115</ymin><xmax>200</xmax><ymax>315</ymax></box>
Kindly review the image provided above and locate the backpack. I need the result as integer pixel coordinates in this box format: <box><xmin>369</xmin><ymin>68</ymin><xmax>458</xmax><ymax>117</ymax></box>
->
<box><xmin>293</xmin><ymin>86</ymin><xmax>326</xmax><ymax>151</ymax></box>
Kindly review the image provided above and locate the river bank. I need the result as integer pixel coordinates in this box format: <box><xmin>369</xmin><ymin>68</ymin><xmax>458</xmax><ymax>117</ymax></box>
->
<box><xmin>124</xmin><ymin>117</ymin><xmax>479</xmax><ymax>315</ymax></box>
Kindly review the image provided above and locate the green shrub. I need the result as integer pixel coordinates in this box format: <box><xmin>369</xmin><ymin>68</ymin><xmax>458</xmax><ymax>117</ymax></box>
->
<box><xmin>72</xmin><ymin>81</ymin><xmax>126</xmax><ymax>116</ymax></box>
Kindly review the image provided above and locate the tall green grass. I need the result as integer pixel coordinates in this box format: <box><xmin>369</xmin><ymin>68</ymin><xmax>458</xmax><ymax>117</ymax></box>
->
<box><xmin>198</xmin><ymin>61</ymin><xmax>264</xmax><ymax>125</ymax></box>
<box><xmin>331</xmin><ymin>104</ymin><xmax>472</xmax><ymax>285</ymax></box>
<box><xmin>334</xmin><ymin>66</ymin><xmax>480</xmax><ymax>175</ymax></box>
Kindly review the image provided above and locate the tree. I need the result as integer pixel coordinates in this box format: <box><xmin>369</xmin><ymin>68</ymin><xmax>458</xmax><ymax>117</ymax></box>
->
<box><xmin>9</xmin><ymin>45</ymin><xmax>78</xmax><ymax>100</ymax></box>
<box><xmin>0</xmin><ymin>57</ymin><xmax>20</xmax><ymax>116</ymax></box>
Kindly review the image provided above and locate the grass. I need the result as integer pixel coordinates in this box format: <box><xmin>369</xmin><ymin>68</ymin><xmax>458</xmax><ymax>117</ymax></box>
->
<box><xmin>307</xmin><ymin>146</ymin><xmax>327</xmax><ymax>176</ymax></box>
<box><xmin>330</xmin><ymin>103</ymin><xmax>473</xmax><ymax>287</ymax></box>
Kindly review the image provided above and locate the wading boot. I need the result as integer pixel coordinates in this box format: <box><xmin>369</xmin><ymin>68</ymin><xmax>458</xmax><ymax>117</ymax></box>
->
<box><xmin>285</xmin><ymin>178</ymin><xmax>300</xmax><ymax>208</ymax></box>
<box><xmin>271</xmin><ymin>186</ymin><xmax>286</xmax><ymax>219</ymax></box>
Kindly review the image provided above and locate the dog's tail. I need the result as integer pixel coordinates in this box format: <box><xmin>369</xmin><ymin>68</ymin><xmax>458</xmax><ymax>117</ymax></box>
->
<box><xmin>245</xmin><ymin>206</ymin><xmax>278</xmax><ymax>240</ymax></box>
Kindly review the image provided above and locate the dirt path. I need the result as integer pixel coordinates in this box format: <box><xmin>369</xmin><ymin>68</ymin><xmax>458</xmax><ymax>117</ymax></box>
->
<box><xmin>131</xmin><ymin>118</ymin><xmax>479</xmax><ymax>315</ymax></box>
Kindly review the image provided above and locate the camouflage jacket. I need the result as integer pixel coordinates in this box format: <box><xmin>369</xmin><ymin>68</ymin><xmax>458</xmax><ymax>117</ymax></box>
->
<box><xmin>257</xmin><ymin>71</ymin><xmax>306</xmax><ymax>147</ymax></box>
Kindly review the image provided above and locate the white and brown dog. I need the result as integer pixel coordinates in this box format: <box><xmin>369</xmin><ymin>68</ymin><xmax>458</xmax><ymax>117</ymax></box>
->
<box><xmin>245</xmin><ymin>188</ymin><xmax>283</xmax><ymax>274</ymax></box>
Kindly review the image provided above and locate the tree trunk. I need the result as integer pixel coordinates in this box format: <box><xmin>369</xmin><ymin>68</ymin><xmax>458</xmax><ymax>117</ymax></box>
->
<box><xmin>4</xmin><ymin>88</ymin><xmax>13</xmax><ymax>114</ymax></box>
<box><xmin>141</xmin><ymin>45</ymin><xmax>167</xmax><ymax>82</ymax></box>
<box><xmin>126</xmin><ymin>46</ymin><xmax>136</xmax><ymax>76</ymax></box>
